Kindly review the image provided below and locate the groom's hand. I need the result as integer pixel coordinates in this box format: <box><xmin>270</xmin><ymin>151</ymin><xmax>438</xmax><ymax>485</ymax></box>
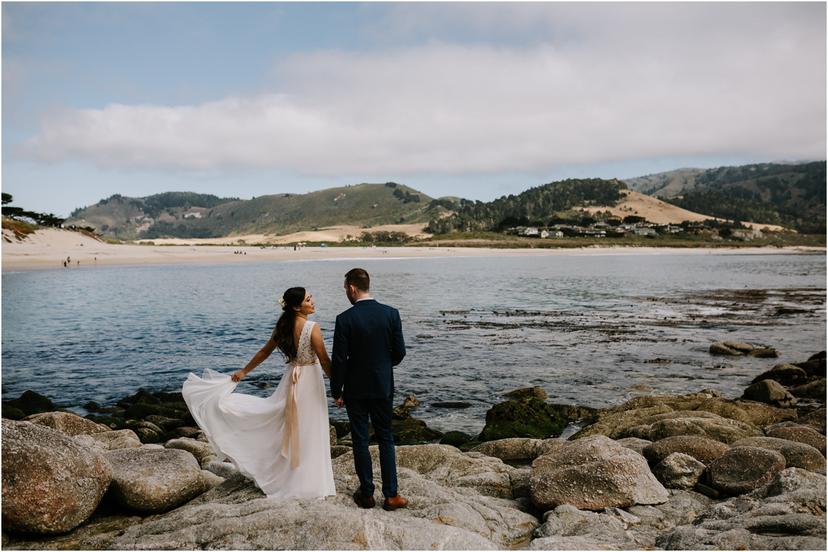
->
<box><xmin>335</xmin><ymin>398</ymin><xmax>345</xmax><ymax>408</ymax></box>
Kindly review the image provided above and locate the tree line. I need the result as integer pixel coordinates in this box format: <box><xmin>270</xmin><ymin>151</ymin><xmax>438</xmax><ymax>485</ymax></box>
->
<box><xmin>2</xmin><ymin>193</ymin><xmax>66</xmax><ymax>227</ymax></box>
<box><xmin>426</xmin><ymin>179</ymin><xmax>627</xmax><ymax>234</ymax></box>
<box><xmin>667</xmin><ymin>161</ymin><xmax>826</xmax><ymax>234</ymax></box>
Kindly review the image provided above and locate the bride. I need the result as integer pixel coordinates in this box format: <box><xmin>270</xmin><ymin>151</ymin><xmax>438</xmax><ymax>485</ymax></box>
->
<box><xmin>181</xmin><ymin>287</ymin><xmax>336</xmax><ymax>500</ymax></box>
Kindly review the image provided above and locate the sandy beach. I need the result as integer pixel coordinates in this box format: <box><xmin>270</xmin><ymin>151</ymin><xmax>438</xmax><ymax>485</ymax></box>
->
<box><xmin>1</xmin><ymin>227</ymin><xmax>822</xmax><ymax>272</ymax></box>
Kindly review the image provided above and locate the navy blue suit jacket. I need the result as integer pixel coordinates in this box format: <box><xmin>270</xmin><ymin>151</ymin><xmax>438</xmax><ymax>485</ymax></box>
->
<box><xmin>331</xmin><ymin>299</ymin><xmax>406</xmax><ymax>400</ymax></box>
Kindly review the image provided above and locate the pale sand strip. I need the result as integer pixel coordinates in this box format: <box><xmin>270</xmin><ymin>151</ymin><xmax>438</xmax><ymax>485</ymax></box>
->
<box><xmin>134</xmin><ymin>223</ymin><xmax>432</xmax><ymax>246</ymax></box>
<box><xmin>2</xmin><ymin>228</ymin><xmax>822</xmax><ymax>272</ymax></box>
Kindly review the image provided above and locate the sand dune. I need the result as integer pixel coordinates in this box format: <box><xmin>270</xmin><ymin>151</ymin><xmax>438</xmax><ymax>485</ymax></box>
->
<box><xmin>584</xmin><ymin>190</ymin><xmax>788</xmax><ymax>231</ymax></box>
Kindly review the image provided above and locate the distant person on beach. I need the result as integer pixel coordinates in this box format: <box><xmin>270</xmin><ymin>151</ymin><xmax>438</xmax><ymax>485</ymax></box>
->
<box><xmin>181</xmin><ymin>287</ymin><xmax>336</xmax><ymax>500</ymax></box>
<box><xmin>331</xmin><ymin>268</ymin><xmax>408</xmax><ymax>511</ymax></box>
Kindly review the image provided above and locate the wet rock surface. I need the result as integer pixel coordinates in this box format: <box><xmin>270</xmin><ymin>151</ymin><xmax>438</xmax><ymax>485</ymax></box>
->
<box><xmin>478</xmin><ymin>395</ymin><xmax>568</xmax><ymax>441</ymax></box>
<box><xmin>1</xmin><ymin>390</ymin><xmax>55</xmax><ymax>420</ymax></box>
<box><xmin>709</xmin><ymin>341</ymin><xmax>778</xmax><ymax>358</ymax></box>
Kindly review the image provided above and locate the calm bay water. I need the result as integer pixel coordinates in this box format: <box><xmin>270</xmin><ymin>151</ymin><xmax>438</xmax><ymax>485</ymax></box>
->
<box><xmin>2</xmin><ymin>251</ymin><xmax>825</xmax><ymax>433</ymax></box>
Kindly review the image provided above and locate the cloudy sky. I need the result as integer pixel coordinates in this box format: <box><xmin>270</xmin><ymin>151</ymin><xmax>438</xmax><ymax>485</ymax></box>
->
<box><xmin>3</xmin><ymin>2</ymin><xmax>825</xmax><ymax>217</ymax></box>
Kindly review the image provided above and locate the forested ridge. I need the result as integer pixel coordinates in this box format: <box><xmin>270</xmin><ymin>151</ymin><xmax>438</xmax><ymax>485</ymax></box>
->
<box><xmin>426</xmin><ymin>179</ymin><xmax>626</xmax><ymax>233</ymax></box>
<box><xmin>665</xmin><ymin>162</ymin><xmax>826</xmax><ymax>234</ymax></box>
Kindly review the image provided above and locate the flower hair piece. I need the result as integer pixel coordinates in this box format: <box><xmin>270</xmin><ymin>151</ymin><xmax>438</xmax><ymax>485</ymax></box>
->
<box><xmin>278</xmin><ymin>296</ymin><xmax>287</xmax><ymax>309</ymax></box>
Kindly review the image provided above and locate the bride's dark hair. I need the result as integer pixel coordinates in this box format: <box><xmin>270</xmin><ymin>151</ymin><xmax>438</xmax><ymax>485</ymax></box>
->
<box><xmin>272</xmin><ymin>287</ymin><xmax>306</xmax><ymax>363</ymax></box>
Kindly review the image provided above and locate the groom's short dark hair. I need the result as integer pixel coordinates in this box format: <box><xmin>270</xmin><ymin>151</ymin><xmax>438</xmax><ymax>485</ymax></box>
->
<box><xmin>345</xmin><ymin>268</ymin><xmax>370</xmax><ymax>291</ymax></box>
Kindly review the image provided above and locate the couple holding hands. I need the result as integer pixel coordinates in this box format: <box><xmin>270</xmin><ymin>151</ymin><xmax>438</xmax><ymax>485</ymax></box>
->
<box><xmin>182</xmin><ymin>268</ymin><xmax>408</xmax><ymax>511</ymax></box>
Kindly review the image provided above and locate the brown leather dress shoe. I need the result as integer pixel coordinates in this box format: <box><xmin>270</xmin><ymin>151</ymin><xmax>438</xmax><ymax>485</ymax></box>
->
<box><xmin>353</xmin><ymin>490</ymin><xmax>376</xmax><ymax>509</ymax></box>
<box><xmin>382</xmin><ymin>494</ymin><xmax>409</xmax><ymax>511</ymax></box>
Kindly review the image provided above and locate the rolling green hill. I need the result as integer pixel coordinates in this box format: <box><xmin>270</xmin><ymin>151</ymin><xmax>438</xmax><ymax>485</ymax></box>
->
<box><xmin>626</xmin><ymin>162</ymin><xmax>826</xmax><ymax>234</ymax></box>
<box><xmin>67</xmin><ymin>184</ymin><xmax>445</xmax><ymax>240</ymax></box>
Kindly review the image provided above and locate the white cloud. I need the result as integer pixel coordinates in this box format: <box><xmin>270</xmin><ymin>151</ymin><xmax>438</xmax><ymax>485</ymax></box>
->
<box><xmin>22</xmin><ymin>3</ymin><xmax>826</xmax><ymax>176</ymax></box>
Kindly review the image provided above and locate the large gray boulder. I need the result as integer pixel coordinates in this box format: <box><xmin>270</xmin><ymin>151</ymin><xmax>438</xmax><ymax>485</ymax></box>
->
<box><xmin>653</xmin><ymin>453</ymin><xmax>706</xmax><ymax>490</ymax></box>
<box><xmin>708</xmin><ymin>446</ymin><xmax>787</xmax><ymax>495</ymax></box>
<box><xmin>731</xmin><ymin>437</ymin><xmax>825</xmax><ymax>473</ymax></box>
<box><xmin>643</xmin><ymin>435</ymin><xmax>731</xmax><ymax>466</ymax></box>
<box><xmin>657</xmin><ymin>468</ymin><xmax>826</xmax><ymax>550</ymax></box>
<box><xmin>73</xmin><ymin>429</ymin><xmax>142</xmax><ymax>452</ymax></box>
<box><xmin>765</xmin><ymin>423</ymin><xmax>826</xmax><ymax>455</ymax></box>
<box><xmin>103</xmin><ymin>447</ymin><xmax>208</xmax><ymax>513</ymax></box>
<box><xmin>2</xmin><ymin>420</ymin><xmax>112</xmax><ymax>534</ymax></box>
<box><xmin>470</xmin><ymin>438</ymin><xmax>563</xmax><ymax>463</ymax></box>
<box><xmin>530</xmin><ymin>436</ymin><xmax>668</xmax><ymax>511</ymax></box>
<box><xmin>23</xmin><ymin>411</ymin><xmax>110</xmax><ymax>436</ymax></box>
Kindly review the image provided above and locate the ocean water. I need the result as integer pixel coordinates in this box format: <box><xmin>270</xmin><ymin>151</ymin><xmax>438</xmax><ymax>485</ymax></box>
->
<box><xmin>2</xmin><ymin>251</ymin><xmax>825</xmax><ymax>434</ymax></box>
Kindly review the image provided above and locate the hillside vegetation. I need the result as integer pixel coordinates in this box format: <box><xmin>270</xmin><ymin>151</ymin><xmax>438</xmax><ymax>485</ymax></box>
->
<box><xmin>624</xmin><ymin>168</ymin><xmax>707</xmax><ymax>197</ymax></box>
<box><xmin>426</xmin><ymin>179</ymin><xmax>626</xmax><ymax>233</ymax></box>
<box><xmin>67</xmin><ymin>184</ymin><xmax>445</xmax><ymax>240</ymax></box>
<box><xmin>626</xmin><ymin>162</ymin><xmax>826</xmax><ymax>234</ymax></box>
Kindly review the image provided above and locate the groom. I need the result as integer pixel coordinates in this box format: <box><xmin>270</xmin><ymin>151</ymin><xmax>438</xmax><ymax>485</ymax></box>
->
<box><xmin>331</xmin><ymin>268</ymin><xmax>408</xmax><ymax>511</ymax></box>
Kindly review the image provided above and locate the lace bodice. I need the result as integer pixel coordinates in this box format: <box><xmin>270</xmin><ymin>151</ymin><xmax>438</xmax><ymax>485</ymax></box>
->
<box><xmin>292</xmin><ymin>321</ymin><xmax>318</xmax><ymax>366</ymax></box>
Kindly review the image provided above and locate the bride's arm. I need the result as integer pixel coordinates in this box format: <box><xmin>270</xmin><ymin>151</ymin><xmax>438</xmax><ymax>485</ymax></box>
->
<box><xmin>232</xmin><ymin>336</ymin><xmax>278</xmax><ymax>382</ymax></box>
<box><xmin>310</xmin><ymin>324</ymin><xmax>332</xmax><ymax>379</ymax></box>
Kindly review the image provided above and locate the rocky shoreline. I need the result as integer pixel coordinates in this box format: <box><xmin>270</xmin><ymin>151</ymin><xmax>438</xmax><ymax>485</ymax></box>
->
<box><xmin>2</xmin><ymin>348</ymin><xmax>825</xmax><ymax>550</ymax></box>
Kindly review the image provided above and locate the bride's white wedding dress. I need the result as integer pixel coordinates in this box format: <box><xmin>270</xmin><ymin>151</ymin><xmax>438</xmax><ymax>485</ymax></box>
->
<box><xmin>181</xmin><ymin>320</ymin><xmax>336</xmax><ymax>500</ymax></box>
